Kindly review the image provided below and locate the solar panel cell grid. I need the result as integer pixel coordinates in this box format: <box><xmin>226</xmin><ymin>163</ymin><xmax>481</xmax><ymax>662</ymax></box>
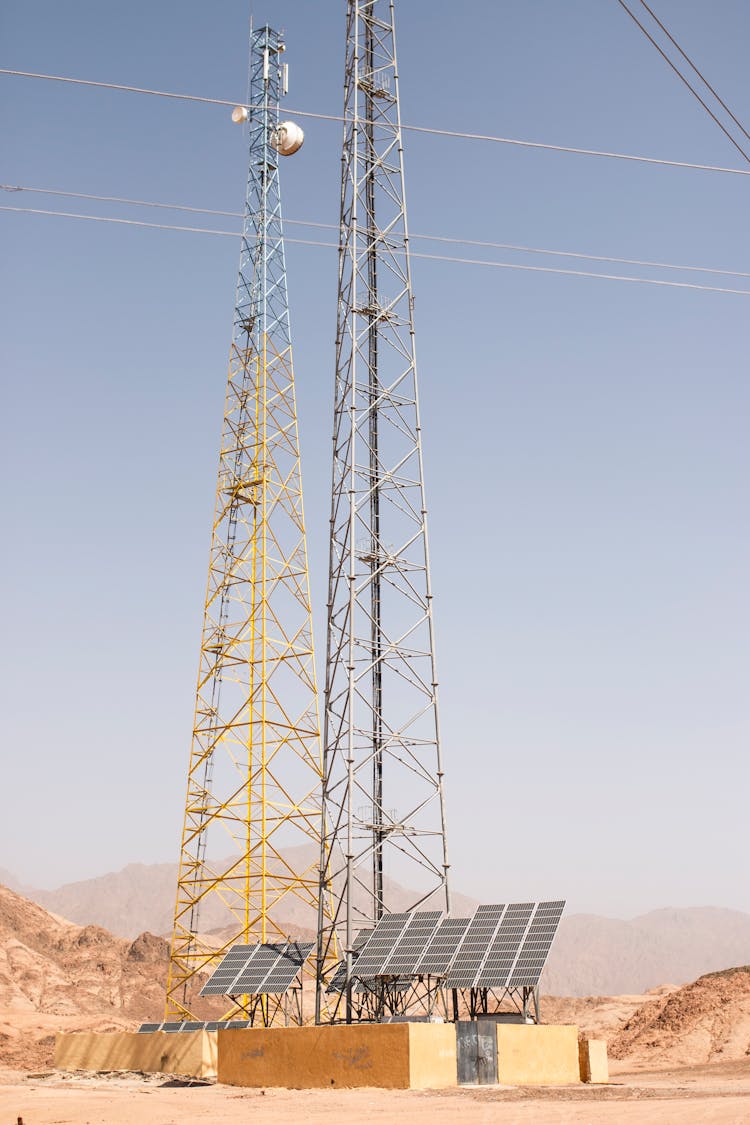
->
<box><xmin>383</xmin><ymin>912</ymin><xmax>442</xmax><ymax>975</ymax></box>
<box><xmin>416</xmin><ymin>916</ymin><xmax>471</xmax><ymax>973</ymax></box>
<box><xmin>261</xmin><ymin>946</ymin><xmax>314</xmax><ymax>993</ymax></box>
<box><xmin>476</xmin><ymin>903</ymin><xmax>536</xmax><ymax>987</ymax></box>
<box><xmin>352</xmin><ymin>914</ymin><xmax>411</xmax><ymax>978</ymax></box>
<box><xmin>200</xmin><ymin>943</ymin><xmax>263</xmax><ymax>996</ymax></box>
<box><xmin>505</xmin><ymin>900</ymin><xmax>565</xmax><ymax>988</ymax></box>
<box><xmin>445</xmin><ymin>904</ymin><xmax>507</xmax><ymax>987</ymax></box>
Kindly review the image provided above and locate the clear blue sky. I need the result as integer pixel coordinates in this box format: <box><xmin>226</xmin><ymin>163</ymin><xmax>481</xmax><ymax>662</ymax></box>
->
<box><xmin>1</xmin><ymin>1</ymin><xmax>748</xmax><ymax>918</ymax></box>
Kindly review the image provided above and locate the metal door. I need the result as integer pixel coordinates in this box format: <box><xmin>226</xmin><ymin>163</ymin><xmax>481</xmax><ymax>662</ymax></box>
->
<box><xmin>456</xmin><ymin>1021</ymin><xmax>478</xmax><ymax>1084</ymax></box>
<box><xmin>456</xmin><ymin>1020</ymin><xmax>498</xmax><ymax>1085</ymax></box>
<box><xmin>476</xmin><ymin>1019</ymin><xmax>498</xmax><ymax>1085</ymax></box>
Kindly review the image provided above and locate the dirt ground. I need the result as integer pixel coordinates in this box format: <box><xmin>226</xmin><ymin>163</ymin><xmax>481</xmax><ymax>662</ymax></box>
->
<box><xmin>2</xmin><ymin>1061</ymin><xmax>750</xmax><ymax>1125</ymax></box>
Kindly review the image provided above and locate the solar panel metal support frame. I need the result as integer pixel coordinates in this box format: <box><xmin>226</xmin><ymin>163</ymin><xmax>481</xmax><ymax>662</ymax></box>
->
<box><xmin>456</xmin><ymin>983</ymin><xmax>540</xmax><ymax>1023</ymax></box>
<box><xmin>227</xmin><ymin>986</ymin><xmax>306</xmax><ymax>1029</ymax></box>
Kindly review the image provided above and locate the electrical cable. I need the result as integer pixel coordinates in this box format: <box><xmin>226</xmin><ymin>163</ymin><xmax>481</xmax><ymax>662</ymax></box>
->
<box><xmin>3</xmin><ymin>204</ymin><xmax>749</xmax><ymax>296</ymax></box>
<box><xmin>2</xmin><ymin>67</ymin><xmax>750</xmax><ymax>178</ymax></box>
<box><xmin>637</xmin><ymin>0</ymin><xmax>750</xmax><ymax>145</ymax></box>
<box><xmin>615</xmin><ymin>0</ymin><xmax>750</xmax><ymax>165</ymax></box>
<box><xmin>3</xmin><ymin>182</ymin><xmax>748</xmax><ymax>279</ymax></box>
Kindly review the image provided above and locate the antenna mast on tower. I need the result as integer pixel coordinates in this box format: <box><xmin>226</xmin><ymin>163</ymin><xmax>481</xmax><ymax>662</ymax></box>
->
<box><xmin>317</xmin><ymin>0</ymin><xmax>451</xmax><ymax>1022</ymax></box>
<box><xmin>166</xmin><ymin>24</ymin><xmax>331</xmax><ymax>1020</ymax></box>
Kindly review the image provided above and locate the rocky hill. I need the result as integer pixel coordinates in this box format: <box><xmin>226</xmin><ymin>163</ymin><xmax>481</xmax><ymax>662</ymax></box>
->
<box><xmin>609</xmin><ymin>965</ymin><xmax>750</xmax><ymax>1068</ymax></box>
<box><xmin>0</xmin><ymin>884</ymin><xmax>218</xmax><ymax>1069</ymax></box>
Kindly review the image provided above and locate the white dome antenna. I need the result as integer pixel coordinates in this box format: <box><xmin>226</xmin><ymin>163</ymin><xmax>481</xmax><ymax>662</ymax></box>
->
<box><xmin>271</xmin><ymin>120</ymin><xmax>304</xmax><ymax>156</ymax></box>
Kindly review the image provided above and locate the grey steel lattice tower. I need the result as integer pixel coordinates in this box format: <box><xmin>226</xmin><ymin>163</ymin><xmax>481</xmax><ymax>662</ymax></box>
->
<box><xmin>316</xmin><ymin>0</ymin><xmax>450</xmax><ymax>1022</ymax></box>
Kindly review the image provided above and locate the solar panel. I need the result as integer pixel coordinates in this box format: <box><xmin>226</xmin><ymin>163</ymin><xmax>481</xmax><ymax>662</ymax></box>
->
<box><xmin>318</xmin><ymin>899</ymin><xmax>565</xmax><ymax>996</ymax></box>
<box><xmin>201</xmin><ymin>940</ymin><xmax>313</xmax><ymax>998</ymax></box>
<box><xmin>137</xmin><ymin>1023</ymin><xmax>162</xmax><ymax>1033</ymax></box>
<box><xmin>232</xmin><ymin>943</ymin><xmax>287</xmax><ymax>994</ymax></box>
<box><xmin>381</xmin><ymin>912</ymin><xmax>442</xmax><ymax>976</ymax></box>
<box><xmin>161</xmin><ymin>1022</ymin><xmax>184</xmax><ymax>1032</ymax></box>
<box><xmin>475</xmin><ymin>902</ymin><xmax>535</xmax><ymax>988</ymax></box>
<box><xmin>352</xmin><ymin>913</ymin><xmax>411</xmax><ymax>979</ymax></box>
<box><xmin>354</xmin><ymin>928</ymin><xmax>375</xmax><ymax>951</ymax></box>
<box><xmin>507</xmin><ymin>900</ymin><xmax>565</xmax><ymax>988</ymax></box>
<box><xmin>180</xmin><ymin>1021</ymin><xmax>205</xmax><ymax>1032</ymax></box>
<box><xmin>446</xmin><ymin>904</ymin><xmax>506</xmax><ymax>988</ymax></box>
<box><xmin>224</xmin><ymin>1020</ymin><xmax>252</xmax><ymax>1029</ymax></box>
<box><xmin>326</xmin><ymin>927</ymin><xmax>373</xmax><ymax>993</ymax></box>
<box><xmin>416</xmin><ymin>917</ymin><xmax>471</xmax><ymax>975</ymax></box>
<box><xmin>200</xmin><ymin>943</ymin><xmax>259</xmax><ymax>996</ymax></box>
<box><xmin>259</xmin><ymin>942</ymin><xmax>315</xmax><ymax>993</ymax></box>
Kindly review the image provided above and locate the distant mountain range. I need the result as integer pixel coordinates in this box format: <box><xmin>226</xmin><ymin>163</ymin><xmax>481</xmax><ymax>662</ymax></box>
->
<box><xmin>2</xmin><ymin>849</ymin><xmax>478</xmax><ymax>945</ymax></box>
<box><xmin>541</xmin><ymin>907</ymin><xmax>750</xmax><ymax>995</ymax></box>
<box><xmin>3</xmin><ymin>861</ymin><xmax>750</xmax><ymax>996</ymax></box>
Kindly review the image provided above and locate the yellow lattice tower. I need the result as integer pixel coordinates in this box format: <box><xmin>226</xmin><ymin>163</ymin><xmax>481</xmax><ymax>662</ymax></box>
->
<box><xmin>166</xmin><ymin>25</ymin><xmax>333</xmax><ymax>1020</ymax></box>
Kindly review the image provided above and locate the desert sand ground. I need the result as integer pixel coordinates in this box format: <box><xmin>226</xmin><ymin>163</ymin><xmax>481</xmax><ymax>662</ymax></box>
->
<box><xmin>3</xmin><ymin>988</ymin><xmax>750</xmax><ymax>1123</ymax></box>
<box><xmin>2</xmin><ymin>1061</ymin><xmax>750</xmax><ymax>1125</ymax></box>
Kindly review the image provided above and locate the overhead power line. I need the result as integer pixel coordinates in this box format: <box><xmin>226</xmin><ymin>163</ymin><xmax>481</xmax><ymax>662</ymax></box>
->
<box><xmin>636</xmin><ymin>0</ymin><xmax>750</xmax><ymax>145</ymax></box>
<box><xmin>3</xmin><ymin>183</ymin><xmax>749</xmax><ymax>280</ymax></box>
<box><xmin>2</xmin><ymin>67</ymin><xmax>750</xmax><ymax>178</ymax></box>
<box><xmin>615</xmin><ymin>0</ymin><xmax>750</xmax><ymax>165</ymax></box>
<box><xmin>3</xmin><ymin>204</ymin><xmax>749</xmax><ymax>297</ymax></box>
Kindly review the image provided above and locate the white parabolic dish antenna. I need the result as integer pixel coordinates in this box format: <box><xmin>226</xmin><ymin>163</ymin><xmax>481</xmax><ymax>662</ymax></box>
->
<box><xmin>272</xmin><ymin>120</ymin><xmax>304</xmax><ymax>156</ymax></box>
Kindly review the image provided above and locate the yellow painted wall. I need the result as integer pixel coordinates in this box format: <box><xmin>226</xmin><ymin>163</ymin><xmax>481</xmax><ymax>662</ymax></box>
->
<box><xmin>496</xmin><ymin>1024</ymin><xmax>580</xmax><ymax>1086</ymax></box>
<box><xmin>218</xmin><ymin>1022</ymin><xmax>457</xmax><ymax>1089</ymax></box>
<box><xmin>54</xmin><ymin>1030</ymin><xmax>217</xmax><ymax>1079</ymax></box>
<box><xmin>407</xmin><ymin>1023</ymin><xmax>457</xmax><ymax>1089</ymax></box>
<box><xmin>579</xmin><ymin>1038</ymin><xmax>609</xmax><ymax>1083</ymax></box>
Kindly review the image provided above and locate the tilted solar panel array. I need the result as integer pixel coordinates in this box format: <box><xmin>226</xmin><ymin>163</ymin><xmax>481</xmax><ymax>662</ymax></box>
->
<box><xmin>328</xmin><ymin>901</ymin><xmax>565</xmax><ymax>993</ymax></box>
<box><xmin>199</xmin><ymin>941</ymin><xmax>314</xmax><ymax>997</ymax></box>
<box><xmin>137</xmin><ymin>1020</ymin><xmax>253</xmax><ymax>1033</ymax></box>
<box><xmin>160</xmin><ymin>904</ymin><xmax>564</xmax><ymax>1008</ymax></box>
